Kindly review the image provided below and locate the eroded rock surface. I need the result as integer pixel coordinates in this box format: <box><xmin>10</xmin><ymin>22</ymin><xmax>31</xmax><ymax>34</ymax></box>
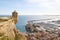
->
<box><xmin>0</xmin><ymin>19</ymin><xmax>27</xmax><ymax>40</ymax></box>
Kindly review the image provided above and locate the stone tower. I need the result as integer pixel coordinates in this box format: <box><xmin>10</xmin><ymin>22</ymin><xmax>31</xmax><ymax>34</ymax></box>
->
<box><xmin>12</xmin><ymin>10</ymin><xmax>18</xmax><ymax>24</ymax></box>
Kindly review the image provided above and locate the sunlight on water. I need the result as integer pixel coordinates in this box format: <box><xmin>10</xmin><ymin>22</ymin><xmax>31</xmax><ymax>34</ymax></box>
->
<box><xmin>16</xmin><ymin>15</ymin><xmax>60</xmax><ymax>32</ymax></box>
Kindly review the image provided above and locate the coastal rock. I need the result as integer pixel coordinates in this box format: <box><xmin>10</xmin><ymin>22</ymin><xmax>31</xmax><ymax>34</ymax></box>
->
<box><xmin>0</xmin><ymin>11</ymin><xmax>27</xmax><ymax>40</ymax></box>
<box><xmin>0</xmin><ymin>19</ymin><xmax>27</xmax><ymax>40</ymax></box>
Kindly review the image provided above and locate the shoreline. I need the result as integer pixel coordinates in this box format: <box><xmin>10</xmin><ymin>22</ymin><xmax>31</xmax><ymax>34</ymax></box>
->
<box><xmin>25</xmin><ymin>19</ymin><xmax>60</xmax><ymax>40</ymax></box>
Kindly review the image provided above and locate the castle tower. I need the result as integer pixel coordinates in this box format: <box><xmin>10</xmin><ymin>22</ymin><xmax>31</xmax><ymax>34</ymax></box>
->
<box><xmin>12</xmin><ymin>10</ymin><xmax>18</xmax><ymax>24</ymax></box>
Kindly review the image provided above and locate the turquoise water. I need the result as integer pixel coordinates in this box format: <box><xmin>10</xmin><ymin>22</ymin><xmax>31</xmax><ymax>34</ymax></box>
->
<box><xmin>16</xmin><ymin>15</ymin><xmax>46</xmax><ymax>32</ymax></box>
<box><xmin>16</xmin><ymin>15</ymin><xmax>60</xmax><ymax>32</ymax></box>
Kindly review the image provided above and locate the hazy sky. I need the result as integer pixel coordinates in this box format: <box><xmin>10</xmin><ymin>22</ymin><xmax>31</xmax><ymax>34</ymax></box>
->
<box><xmin>0</xmin><ymin>0</ymin><xmax>60</xmax><ymax>15</ymax></box>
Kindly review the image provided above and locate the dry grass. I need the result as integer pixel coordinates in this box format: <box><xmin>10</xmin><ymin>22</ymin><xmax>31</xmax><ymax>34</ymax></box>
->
<box><xmin>0</xmin><ymin>19</ymin><xmax>9</xmax><ymax>22</ymax></box>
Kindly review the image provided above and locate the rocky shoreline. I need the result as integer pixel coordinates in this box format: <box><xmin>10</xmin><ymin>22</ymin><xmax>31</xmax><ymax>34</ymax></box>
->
<box><xmin>1</xmin><ymin>11</ymin><xmax>60</xmax><ymax>40</ymax></box>
<box><xmin>25</xmin><ymin>19</ymin><xmax>60</xmax><ymax>40</ymax></box>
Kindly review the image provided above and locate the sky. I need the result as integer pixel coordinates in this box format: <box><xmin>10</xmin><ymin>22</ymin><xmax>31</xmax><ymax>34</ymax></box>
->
<box><xmin>0</xmin><ymin>0</ymin><xmax>60</xmax><ymax>15</ymax></box>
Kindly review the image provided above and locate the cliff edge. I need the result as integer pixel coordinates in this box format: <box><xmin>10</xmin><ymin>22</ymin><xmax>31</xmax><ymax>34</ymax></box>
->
<box><xmin>0</xmin><ymin>11</ymin><xmax>27</xmax><ymax>40</ymax></box>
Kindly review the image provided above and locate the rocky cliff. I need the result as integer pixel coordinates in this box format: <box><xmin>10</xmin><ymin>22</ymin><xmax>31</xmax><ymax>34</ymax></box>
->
<box><xmin>0</xmin><ymin>18</ymin><xmax>27</xmax><ymax>40</ymax></box>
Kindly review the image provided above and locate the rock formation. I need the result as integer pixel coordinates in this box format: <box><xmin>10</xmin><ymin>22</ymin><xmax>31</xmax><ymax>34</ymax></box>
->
<box><xmin>12</xmin><ymin>10</ymin><xmax>18</xmax><ymax>24</ymax></box>
<box><xmin>0</xmin><ymin>11</ymin><xmax>27</xmax><ymax>40</ymax></box>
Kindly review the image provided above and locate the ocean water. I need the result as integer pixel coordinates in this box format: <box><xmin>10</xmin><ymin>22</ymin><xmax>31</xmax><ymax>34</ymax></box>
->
<box><xmin>16</xmin><ymin>15</ymin><xmax>60</xmax><ymax>32</ymax></box>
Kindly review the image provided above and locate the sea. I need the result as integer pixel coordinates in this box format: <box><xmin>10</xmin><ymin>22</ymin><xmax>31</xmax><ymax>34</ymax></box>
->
<box><xmin>16</xmin><ymin>15</ymin><xmax>60</xmax><ymax>32</ymax></box>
